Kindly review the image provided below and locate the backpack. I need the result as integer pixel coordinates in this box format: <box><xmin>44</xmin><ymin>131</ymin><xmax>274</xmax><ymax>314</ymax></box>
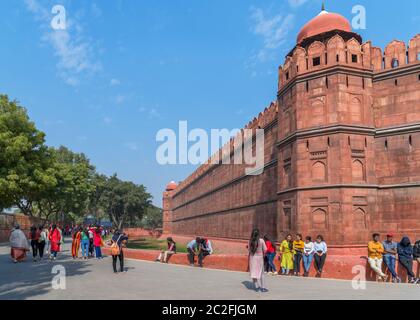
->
<box><xmin>111</xmin><ymin>235</ymin><xmax>123</xmax><ymax>256</ymax></box>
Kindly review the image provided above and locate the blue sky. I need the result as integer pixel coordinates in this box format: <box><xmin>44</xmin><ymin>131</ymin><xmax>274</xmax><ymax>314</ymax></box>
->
<box><xmin>0</xmin><ymin>0</ymin><xmax>419</xmax><ymax>206</ymax></box>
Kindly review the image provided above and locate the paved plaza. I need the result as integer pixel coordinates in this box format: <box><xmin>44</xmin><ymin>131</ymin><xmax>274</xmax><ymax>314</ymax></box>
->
<box><xmin>0</xmin><ymin>241</ymin><xmax>419</xmax><ymax>300</ymax></box>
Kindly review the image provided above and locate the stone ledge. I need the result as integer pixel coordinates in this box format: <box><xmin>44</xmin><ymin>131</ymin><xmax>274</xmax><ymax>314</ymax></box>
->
<box><xmin>103</xmin><ymin>247</ymin><xmax>419</xmax><ymax>283</ymax></box>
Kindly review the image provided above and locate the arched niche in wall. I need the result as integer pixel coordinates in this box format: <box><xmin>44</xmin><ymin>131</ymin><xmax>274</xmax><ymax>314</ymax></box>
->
<box><xmin>283</xmin><ymin>110</ymin><xmax>291</xmax><ymax>136</ymax></box>
<box><xmin>312</xmin><ymin>161</ymin><xmax>327</xmax><ymax>182</ymax></box>
<box><xmin>350</xmin><ymin>96</ymin><xmax>363</xmax><ymax>123</ymax></box>
<box><xmin>353</xmin><ymin>207</ymin><xmax>367</xmax><ymax>229</ymax></box>
<box><xmin>327</xmin><ymin>34</ymin><xmax>346</xmax><ymax>65</ymax></box>
<box><xmin>312</xmin><ymin>208</ymin><xmax>327</xmax><ymax>230</ymax></box>
<box><xmin>352</xmin><ymin>159</ymin><xmax>365</xmax><ymax>182</ymax></box>
<box><xmin>310</xmin><ymin>97</ymin><xmax>326</xmax><ymax>127</ymax></box>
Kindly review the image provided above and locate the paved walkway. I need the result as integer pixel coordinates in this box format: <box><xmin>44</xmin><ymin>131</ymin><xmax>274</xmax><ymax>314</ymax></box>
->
<box><xmin>0</xmin><ymin>241</ymin><xmax>419</xmax><ymax>300</ymax></box>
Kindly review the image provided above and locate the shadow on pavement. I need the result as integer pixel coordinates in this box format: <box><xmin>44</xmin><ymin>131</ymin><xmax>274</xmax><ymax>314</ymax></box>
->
<box><xmin>0</xmin><ymin>247</ymin><xmax>93</xmax><ymax>300</ymax></box>
<box><xmin>241</xmin><ymin>281</ymin><xmax>257</xmax><ymax>291</ymax></box>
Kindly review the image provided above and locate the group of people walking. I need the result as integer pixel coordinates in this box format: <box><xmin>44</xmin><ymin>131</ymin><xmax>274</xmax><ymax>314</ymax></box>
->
<box><xmin>9</xmin><ymin>223</ymin><xmax>129</xmax><ymax>275</ymax></box>
<box><xmin>71</xmin><ymin>225</ymin><xmax>105</xmax><ymax>260</ymax></box>
<box><xmin>70</xmin><ymin>225</ymin><xmax>129</xmax><ymax>274</ymax></box>
<box><xmin>10</xmin><ymin>224</ymin><xmax>63</xmax><ymax>263</ymax></box>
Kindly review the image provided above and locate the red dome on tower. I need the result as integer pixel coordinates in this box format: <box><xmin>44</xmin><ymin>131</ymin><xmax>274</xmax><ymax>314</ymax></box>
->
<box><xmin>166</xmin><ymin>181</ymin><xmax>178</xmax><ymax>191</ymax></box>
<box><xmin>297</xmin><ymin>9</ymin><xmax>352</xmax><ymax>44</ymax></box>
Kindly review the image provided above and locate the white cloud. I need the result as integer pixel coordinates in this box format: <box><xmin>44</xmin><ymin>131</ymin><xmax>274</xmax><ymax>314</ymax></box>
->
<box><xmin>91</xmin><ymin>3</ymin><xmax>102</xmax><ymax>18</ymax></box>
<box><xmin>25</xmin><ymin>0</ymin><xmax>102</xmax><ymax>86</ymax></box>
<box><xmin>139</xmin><ymin>107</ymin><xmax>161</xmax><ymax>119</ymax></box>
<box><xmin>115</xmin><ymin>94</ymin><xmax>125</xmax><ymax>104</ymax></box>
<box><xmin>124</xmin><ymin>142</ymin><xmax>139</xmax><ymax>151</ymax></box>
<box><xmin>288</xmin><ymin>0</ymin><xmax>310</xmax><ymax>7</ymax></box>
<box><xmin>148</xmin><ymin>108</ymin><xmax>161</xmax><ymax>119</ymax></box>
<box><xmin>250</xmin><ymin>7</ymin><xmax>294</xmax><ymax>63</ymax></box>
<box><xmin>110</xmin><ymin>78</ymin><xmax>121</xmax><ymax>86</ymax></box>
<box><xmin>103</xmin><ymin>117</ymin><xmax>112</xmax><ymax>124</ymax></box>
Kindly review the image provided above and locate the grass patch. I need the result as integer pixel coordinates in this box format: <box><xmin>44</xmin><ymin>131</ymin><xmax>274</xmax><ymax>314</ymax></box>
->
<box><xmin>126</xmin><ymin>237</ymin><xmax>188</xmax><ymax>253</ymax></box>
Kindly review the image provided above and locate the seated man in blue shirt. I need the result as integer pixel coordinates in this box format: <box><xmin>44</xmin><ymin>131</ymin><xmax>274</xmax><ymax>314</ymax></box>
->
<box><xmin>187</xmin><ymin>237</ymin><xmax>201</xmax><ymax>266</ymax></box>
<box><xmin>382</xmin><ymin>234</ymin><xmax>401</xmax><ymax>283</ymax></box>
<box><xmin>198</xmin><ymin>238</ymin><xmax>213</xmax><ymax>268</ymax></box>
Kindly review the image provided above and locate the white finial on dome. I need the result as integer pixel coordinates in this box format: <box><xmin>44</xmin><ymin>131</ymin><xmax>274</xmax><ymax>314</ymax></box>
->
<box><xmin>319</xmin><ymin>1</ymin><xmax>328</xmax><ymax>15</ymax></box>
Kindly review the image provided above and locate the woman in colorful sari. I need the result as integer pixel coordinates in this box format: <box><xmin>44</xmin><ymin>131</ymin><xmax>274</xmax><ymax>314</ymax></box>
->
<box><xmin>49</xmin><ymin>224</ymin><xmax>62</xmax><ymax>260</ymax></box>
<box><xmin>279</xmin><ymin>234</ymin><xmax>294</xmax><ymax>275</ymax></box>
<box><xmin>9</xmin><ymin>224</ymin><xmax>30</xmax><ymax>263</ymax></box>
<box><xmin>71</xmin><ymin>227</ymin><xmax>82</xmax><ymax>259</ymax></box>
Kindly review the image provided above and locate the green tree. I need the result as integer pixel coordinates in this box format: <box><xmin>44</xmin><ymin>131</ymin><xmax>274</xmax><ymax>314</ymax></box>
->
<box><xmin>0</xmin><ymin>95</ymin><xmax>53</xmax><ymax>214</ymax></box>
<box><xmin>88</xmin><ymin>173</ymin><xmax>108</xmax><ymax>222</ymax></box>
<box><xmin>35</xmin><ymin>146</ymin><xmax>95</xmax><ymax>222</ymax></box>
<box><xmin>100</xmin><ymin>174</ymin><xmax>152</xmax><ymax>229</ymax></box>
<box><xmin>139</xmin><ymin>205</ymin><xmax>163</xmax><ymax>229</ymax></box>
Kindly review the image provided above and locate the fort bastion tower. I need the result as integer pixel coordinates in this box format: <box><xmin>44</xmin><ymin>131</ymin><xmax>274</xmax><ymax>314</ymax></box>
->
<box><xmin>164</xmin><ymin>7</ymin><xmax>420</xmax><ymax>246</ymax></box>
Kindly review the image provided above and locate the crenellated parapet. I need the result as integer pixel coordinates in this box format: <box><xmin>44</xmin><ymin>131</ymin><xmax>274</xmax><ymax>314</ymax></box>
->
<box><xmin>278</xmin><ymin>34</ymin><xmax>420</xmax><ymax>91</ymax></box>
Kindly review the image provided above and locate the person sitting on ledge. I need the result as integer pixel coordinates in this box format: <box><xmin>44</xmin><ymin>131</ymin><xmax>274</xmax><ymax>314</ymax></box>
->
<box><xmin>279</xmin><ymin>234</ymin><xmax>294</xmax><ymax>275</ymax></box>
<box><xmin>313</xmin><ymin>235</ymin><xmax>327</xmax><ymax>277</ymax></box>
<box><xmin>302</xmin><ymin>236</ymin><xmax>315</xmax><ymax>277</ymax></box>
<box><xmin>198</xmin><ymin>238</ymin><xmax>213</xmax><ymax>268</ymax></box>
<box><xmin>414</xmin><ymin>239</ymin><xmax>420</xmax><ymax>268</ymax></box>
<box><xmin>397</xmin><ymin>236</ymin><xmax>419</xmax><ymax>284</ymax></box>
<box><xmin>187</xmin><ymin>237</ymin><xmax>201</xmax><ymax>266</ymax></box>
<box><xmin>156</xmin><ymin>237</ymin><xmax>177</xmax><ymax>263</ymax></box>
<box><xmin>293</xmin><ymin>234</ymin><xmax>305</xmax><ymax>277</ymax></box>
<box><xmin>367</xmin><ymin>233</ymin><xmax>388</xmax><ymax>282</ymax></box>
<box><xmin>382</xmin><ymin>234</ymin><xmax>401</xmax><ymax>283</ymax></box>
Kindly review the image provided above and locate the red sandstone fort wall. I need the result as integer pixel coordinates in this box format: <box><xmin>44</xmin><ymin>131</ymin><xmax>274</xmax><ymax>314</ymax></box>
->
<box><xmin>169</xmin><ymin>103</ymin><xmax>279</xmax><ymax>240</ymax></box>
<box><xmin>164</xmin><ymin>34</ymin><xmax>420</xmax><ymax>245</ymax></box>
<box><xmin>0</xmin><ymin>214</ymin><xmax>45</xmax><ymax>243</ymax></box>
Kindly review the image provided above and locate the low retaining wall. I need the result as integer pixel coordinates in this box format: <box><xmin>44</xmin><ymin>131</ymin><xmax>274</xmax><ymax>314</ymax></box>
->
<box><xmin>0</xmin><ymin>214</ymin><xmax>45</xmax><ymax>242</ymax></box>
<box><xmin>103</xmin><ymin>247</ymin><xmax>420</xmax><ymax>283</ymax></box>
<box><xmin>123</xmin><ymin>228</ymin><xmax>162</xmax><ymax>239</ymax></box>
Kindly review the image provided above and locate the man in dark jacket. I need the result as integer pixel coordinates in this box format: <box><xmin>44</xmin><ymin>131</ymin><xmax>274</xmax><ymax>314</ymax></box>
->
<box><xmin>413</xmin><ymin>240</ymin><xmax>420</xmax><ymax>263</ymax></box>
<box><xmin>397</xmin><ymin>237</ymin><xmax>419</xmax><ymax>284</ymax></box>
